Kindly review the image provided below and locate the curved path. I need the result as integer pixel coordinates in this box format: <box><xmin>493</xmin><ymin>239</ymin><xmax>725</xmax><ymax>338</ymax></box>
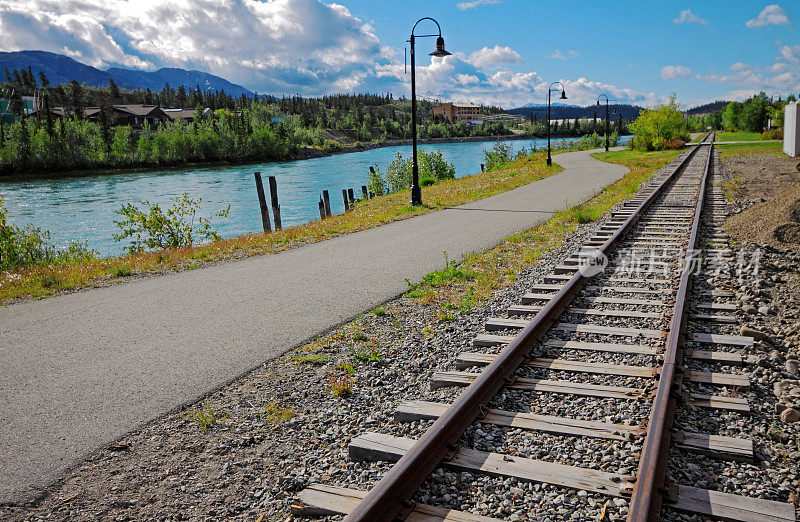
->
<box><xmin>0</xmin><ymin>148</ymin><xmax>628</xmax><ymax>504</ymax></box>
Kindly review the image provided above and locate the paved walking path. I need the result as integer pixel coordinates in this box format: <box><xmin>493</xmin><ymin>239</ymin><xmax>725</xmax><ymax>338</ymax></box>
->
<box><xmin>0</xmin><ymin>148</ymin><xmax>628</xmax><ymax>503</ymax></box>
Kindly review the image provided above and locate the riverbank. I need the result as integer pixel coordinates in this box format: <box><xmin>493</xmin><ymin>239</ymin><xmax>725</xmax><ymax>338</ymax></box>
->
<box><xmin>0</xmin><ymin>132</ymin><xmax>597</xmax><ymax>182</ymax></box>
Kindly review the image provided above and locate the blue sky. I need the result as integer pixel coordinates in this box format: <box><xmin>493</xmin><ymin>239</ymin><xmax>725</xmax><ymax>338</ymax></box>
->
<box><xmin>0</xmin><ymin>0</ymin><xmax>796</xmax><ymax>108</ymax></box>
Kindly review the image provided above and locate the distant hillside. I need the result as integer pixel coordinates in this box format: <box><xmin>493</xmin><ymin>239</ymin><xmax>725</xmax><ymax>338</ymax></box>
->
<box><xmin>507</xmin><ymin>103</ymin><xmax>644</xmax><ymax>120</ymax></box>
<box><xmin>685</xmin><ymin>100</ymin><xmax>729</xmax><ymax>115</ymax></box>
<box><xmin>0</xmin><ymin>50</ymin><xmax>254</xmax><ymax>97</ymax></box>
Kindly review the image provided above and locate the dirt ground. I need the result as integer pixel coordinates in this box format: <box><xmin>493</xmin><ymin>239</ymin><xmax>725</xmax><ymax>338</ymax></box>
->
<box><xmin>724</xmin><ymin>149</ymin><xmax>800</xmax><ymax>247</ymax></box>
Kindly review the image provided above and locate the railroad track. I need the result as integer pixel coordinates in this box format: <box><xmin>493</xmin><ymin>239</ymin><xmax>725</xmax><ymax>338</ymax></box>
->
<box><xmin>292</xmin><ymin>134</ymin><xmax>797</xmax><ymax>522</ymax></box>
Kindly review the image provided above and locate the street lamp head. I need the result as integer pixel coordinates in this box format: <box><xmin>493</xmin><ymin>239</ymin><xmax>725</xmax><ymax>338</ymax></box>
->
<box><xmin>559</xmin><ymin>90</ymin><xmax>567</xmax><ymax>100</ymax></box>
<box><xmin>430</xmin><ymin>36</ymin><xmax>451</xmax><ymax>57</ymax></box>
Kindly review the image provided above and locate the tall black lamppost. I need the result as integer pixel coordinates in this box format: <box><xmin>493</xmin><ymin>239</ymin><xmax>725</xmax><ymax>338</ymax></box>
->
<box><xmin>546</xmin><ymin>81</ymin><xmax>567</xmax><ymax>166</ymax></box>
<box><xmin>408</xmin><ymin>17</ymin><xmax>451</xmax><ymax>206</ymax></box>
<box><xmin>597</xmin><ymin>94</ymin><xmax>610</xmax><ymax>152</ymax></box>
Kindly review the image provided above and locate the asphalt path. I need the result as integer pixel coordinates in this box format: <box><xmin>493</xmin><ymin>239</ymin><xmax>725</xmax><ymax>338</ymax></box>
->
<box><xmin>0</xmin><ymin>147</ymin><xmax>628</xmax><ymax>503</ymax></box>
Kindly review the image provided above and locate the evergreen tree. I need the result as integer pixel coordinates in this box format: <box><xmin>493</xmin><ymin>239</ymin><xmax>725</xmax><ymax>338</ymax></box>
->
<box><xmin>68</xmin><ymin>80</ymin><xmax>85</xmax><ymax>119</ymax></box>
<box><xmin>99</xmin><ymin>105</ymin><xmax>112</xmax><ymax>153</ymax></box>
<box><xmin>108</xmin><ymin>78</ymin><xmax>121</xmax><ymax>99</ymax></box>
<box><xmin>43</xmin><ymin>92</ymin><xmax>55</xmax><ymax>137</ymax></box>
<box><xmin>17</xmin><ymin>117</ymin><xmax>29</xmax><ymax>166</ymax></box>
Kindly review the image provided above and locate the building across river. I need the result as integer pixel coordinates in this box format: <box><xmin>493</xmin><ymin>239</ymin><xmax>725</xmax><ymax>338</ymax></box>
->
<box><xmin>432</xmin><ymin>102</ymin><xmax>483</xmax><ymax>125</ymax></box>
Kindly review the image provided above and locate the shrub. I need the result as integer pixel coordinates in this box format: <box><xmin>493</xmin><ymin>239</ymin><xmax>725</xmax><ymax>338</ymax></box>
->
<box><xmin>484</xmin><ymin>141</ymin><xmax>514</xmax><ymax>171</ymax></box>
<box><xmin>576</xmin><ymin>132</ymin><xmax>604</xmax><ymax>149</ymax></box>
<box><xmin>420</xmin><ymin>177</ymin><xmax>437</xmax><ymax>187</ymax></box>
<box><xmin>113</xmin><ymin>193</ymin><xmax>230</xmax><ymax>253</ymax></box>
<box><xmin>367</xmin><ymin>163</ymin><xmax>387</xmax><ymax>196</ymax></box>
<box><xmin>385</xmin><ymin>149</ymin><xmax>456</xmax><ymax>193</ymax></box>
<box><xmin>761</xmin><ymin>128</ymin><xmax>783</xmax><ymax>140</ymax></box>
<box><xmin>0</xmin><ymin>197</ymin><xmax>95</xmax><ymax>271</ymax></box>
<box><xmin>629</xmin><ymin>94</ymin><xmax>690</xmax><ymax>151</ymax></box>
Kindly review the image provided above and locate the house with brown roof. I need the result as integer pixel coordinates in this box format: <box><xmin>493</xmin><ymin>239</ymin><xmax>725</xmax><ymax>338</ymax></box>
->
<box><xmin>27</xmin><ymin>104</ymin><xmax>171</xmax><ymax>127</ymax></box>
<box><xmin>86</xmin><ymin>105</ymin><xmax>170</xmax><ymax>126</ymax></box>
<box><xmin>163</xmin><ymin>107</ymin><xmax>215</xmax><ymax>123</ymax></box>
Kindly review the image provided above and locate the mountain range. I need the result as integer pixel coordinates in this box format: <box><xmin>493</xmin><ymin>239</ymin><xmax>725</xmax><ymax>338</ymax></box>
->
<box><xmin>0</xmin><ymin>50</ymin><xmax>254</xmax><ymax>97</ymax></box>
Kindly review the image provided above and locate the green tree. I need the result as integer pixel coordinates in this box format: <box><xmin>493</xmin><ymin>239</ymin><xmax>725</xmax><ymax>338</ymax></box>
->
<box><xmin>68</xmin><ymin>80</ymin><xmax>85</xmax><ymax>119</ymax></box>
<box><xmin>739</xmin><ymin>95</ymin><xmax>768</xmax><ymax>132</ymax></box>
<box><xmin>722</xmin><ymin>102</ymin><xmax>742</xmax><ymax>131</ymax></box>
<box><xmin>108</xmin><ymin>78</ymin><xmax>121</xmax><ymax>99</ymax></box>
<box><xmin>628</xmin><ymin>94</ymin><xmax>689</xmax><ymax>150</ymax></box>
<box><xmin>99</xmin><ymin>105</ymin><xmax>112</xmax><ymax>153</ymax></box>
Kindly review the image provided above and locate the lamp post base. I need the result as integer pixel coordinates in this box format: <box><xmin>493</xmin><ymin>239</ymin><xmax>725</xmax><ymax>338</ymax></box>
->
<box><xmin>410</xmin><ymin>184</ymin><xmax>422</xmax><ymax>206</ymax></box>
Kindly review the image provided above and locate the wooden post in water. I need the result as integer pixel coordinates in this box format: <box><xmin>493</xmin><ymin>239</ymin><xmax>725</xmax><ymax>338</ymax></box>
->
<box><xmin>323</xmin><ymin>190</ymin><xmax>332</xmax><ymax>217</ymax></box>
<box><xmin>254</xmin><ymin>172</ymin><xmax>272</xmax><ymax>233</ymax></box>
<box><xmin>361</xmin><ymin>185</ymin><xmax>368</xmax><ymax>199</ymax></box>
<box><xmin>342</xmin><ymin>189</ymin><xmax>350</xmax><ymax>212</ymax></box>
<box><xmin>318</xmin><ymin>198</ymin><xmax>326</xmax><ymax>220</ymax></box>
<box><xmin>348</xmin><ymin>188</ymin><xmax>355</xmax><ymax>206</ymax></box>
<box><xmin>268</xmin><ymin>176</ymin><xmax>281</xmax><ymax>230</ymax></box>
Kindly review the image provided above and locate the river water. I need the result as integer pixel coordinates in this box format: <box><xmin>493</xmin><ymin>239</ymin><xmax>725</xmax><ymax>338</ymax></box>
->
<box><xmin>0</xmin><ymin>136</ymin><xmax>629</xmax><ymax>256</ymax></box>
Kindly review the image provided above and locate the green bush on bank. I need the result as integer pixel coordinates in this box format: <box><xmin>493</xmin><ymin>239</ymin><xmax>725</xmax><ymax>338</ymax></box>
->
<box><xmin>383</xmin><ymin>149</ymin><xmax>456</xmax><ymax>193</ymax></box>
<box><xmin>113</xmin><ymin>193</ymin><xmax>230</xmax><ymax>253</ymax></box>
<box><xmin>0</xmin><ymin>197</ymin><xmax>95</xmax><ymax>271</ymax></box>
<box><xmin>628</xmin><ymin>95</ymin><xmax>690</xmax><ymax>151</ymax></box>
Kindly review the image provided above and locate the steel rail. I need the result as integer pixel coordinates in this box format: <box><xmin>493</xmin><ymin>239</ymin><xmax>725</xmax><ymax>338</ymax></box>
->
<box><xmin>343</xmin><ymin>143</ymin><xmax>706</xmax><ymax>522</ymax></box>
<box><xmin>627</xmin><ymin>139</ymin><xmax>714</xmax><ymax>521</ymax></box>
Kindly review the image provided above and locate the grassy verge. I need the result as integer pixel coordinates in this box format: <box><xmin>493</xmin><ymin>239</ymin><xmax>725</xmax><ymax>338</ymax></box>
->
<box><xmin>0</xmin><ymin>152</ymin><xmax>562</xmax><ymax>304</ymax></box>
<box><xmin>716</xmin><ymin>141</ymin><xmax>785</xmax><ymax>158</ymax></box>
<box><xmin>715</xmin><ymin>131</ymin><xmax>769</xmax><ymax>142</ymax></box>
<box><xmin>398</xmin><ymin>148</ymin><xmax>682</xmax><ymax>317</ymax></box>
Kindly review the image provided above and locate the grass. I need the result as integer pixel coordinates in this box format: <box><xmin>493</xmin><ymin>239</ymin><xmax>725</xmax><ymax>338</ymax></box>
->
<box><xmin>715</xmin><ymin>131</ymin><xmax>769</xmax><ymax>142</ymax></box>
<box><xmin>723</xmin><ymin>173</ymin><xmax>744</xmax><ymax>201</ymax></box>
<box><xmin>716</xmin><ymin>141</ymin><xmax>785</xmax><ymax>158</ymax></box>
<box><xmin>404</xmin><ymin>148</ymin><xmax>682</xmax><ymax>318</ymax></box>
<box><xmin>292</xmin><ymin>353</ymin><xmax>329</xmax><ymax>365</ymax></box>
<box><xmin>263</xmin><ymin>401</ymin><xmax>296</xmax><ymax>424</ymax></box>
<box><xmin>0</xmin><ymin>151</ymin><xmax>563</xmax><ymax>305</ymax></box>
<box><xmin>327</xmin><ymin>369</ymin><xmax>354</xmax><ymax>397</ymax></box>
<box><xmin>353</xmin><ymin>346</ymin><xmax>381</xmax><ymax>362</ymax></box>
<box><xmin>371</xmin><ymin>306</ymin><xmax>386</xmax><ymax>316</ymax></box>
<box><xmin>184</xmin><ymin>402</ymin><xmax>228</xmax><ymax>431</ymax></box>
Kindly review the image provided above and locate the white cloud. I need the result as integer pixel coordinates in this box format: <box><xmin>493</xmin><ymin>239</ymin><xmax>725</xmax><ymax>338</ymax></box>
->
<box><xmin>0</xmin><ymin>0</ymin><xmax>392</xmax><ymax>95</ymax></box>
<box><xmin>468</xmin><ymin>45</ymin><xmax>523</xmax><ymax>69</ymax></box>
<box><xmin>550</xmin><ymin>50</ymin><xmax>580</xmax><ymax>60</ymax></box>
<box><xmin>661</xmin><ymin>65</ymin><xmax>692</xmax><ymax>80</ymax></box>
<box><xmin>456</xmin><ymin>74</ymin><xmax>480</xmax><ymax>86</ymax></box>
<box><xmin>768</xmin><ymin>62</ymin><xmax>789</xmax><ymax>73</ymax></box>
<box><xmin>780</xmin><ymin>45</ymin><xmax>800</xmax><ymax>62</ymax></box>
<box><xmin>673</xmin><ymin>9</ymin><xmax>707</xmax><ymax>25</ymax></box>
<box><xmin>698</xmin><ymin>58</ymin><xmax>800</xmax><ymax>92</ymax></box>
<box><xmin>457</xmin><ymin>0</ymin><xmax>501</xmax><ymax>10</ymax></box>
<box><xmin>376</xmin><ymin>52</ymin><xmax>656</xmax><ymax>108</ymax></box>
<box><xmin>746</xmin><ymin>4</ymin><xmax>790</xmax><ymax>28</ymax></box>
